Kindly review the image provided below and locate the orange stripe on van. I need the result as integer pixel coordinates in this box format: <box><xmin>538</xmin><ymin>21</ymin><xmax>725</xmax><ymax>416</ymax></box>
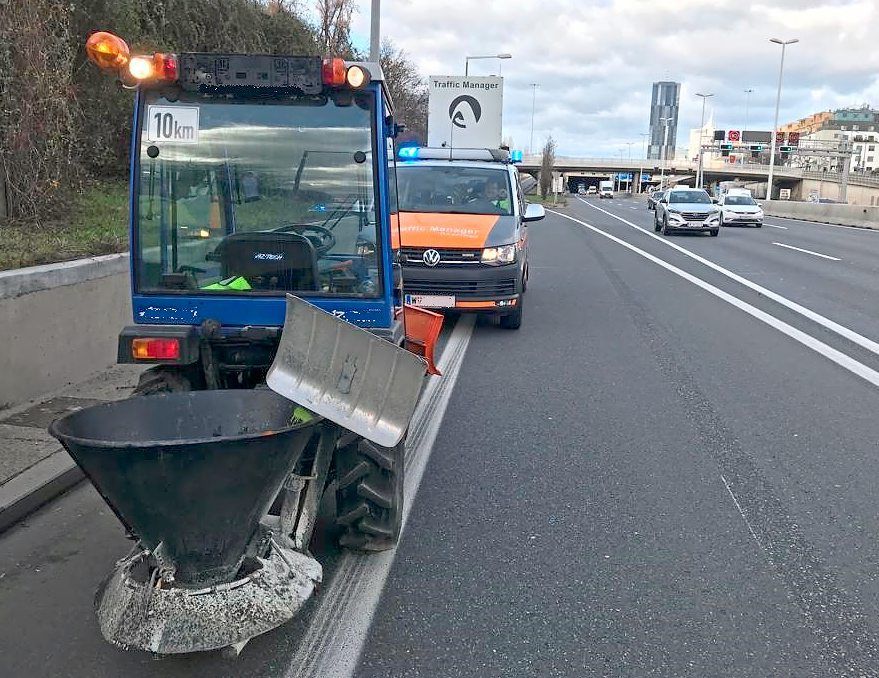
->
<box><xmin>397</xmin><ymin>212</ymin><xmax>500</xmax><ymax>249</ymax></box>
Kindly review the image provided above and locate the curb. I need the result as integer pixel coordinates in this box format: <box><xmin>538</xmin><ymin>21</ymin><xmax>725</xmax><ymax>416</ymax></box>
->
<box><xmin>0</xmin><ymin>450</ymin><xmax>83</xmax><ymax>533</ymax></box>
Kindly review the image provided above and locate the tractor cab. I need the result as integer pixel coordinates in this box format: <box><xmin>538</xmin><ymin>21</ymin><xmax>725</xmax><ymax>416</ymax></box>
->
<box><xmin>84</xmin><ymin>34</ymin><xmax>411</xmax><ymax>387</ymax></box>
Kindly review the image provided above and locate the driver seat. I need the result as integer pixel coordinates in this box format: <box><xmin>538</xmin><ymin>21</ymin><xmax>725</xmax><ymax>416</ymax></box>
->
<box><xmin>214</xmin><ymin>232</ymin><xmax>320</xmax><ymax>292</ymax></box>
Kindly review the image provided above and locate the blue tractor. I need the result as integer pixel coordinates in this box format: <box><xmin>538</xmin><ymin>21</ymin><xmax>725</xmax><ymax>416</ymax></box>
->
<box><xmin>50</xmin><ymin>32</ymin><xmax>443</xmax><ymax>654</ymax></box>
<box><xmin>87</xmin><ymin>34</ymin><xmax>426</xmax><ymax>554</ymax></box>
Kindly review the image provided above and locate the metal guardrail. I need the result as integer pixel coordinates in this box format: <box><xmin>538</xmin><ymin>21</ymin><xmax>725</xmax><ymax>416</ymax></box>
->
<box><xmin>802</xmin><ymin>170</ymin><xmax>879</xmax><ymax>188</ymax></box>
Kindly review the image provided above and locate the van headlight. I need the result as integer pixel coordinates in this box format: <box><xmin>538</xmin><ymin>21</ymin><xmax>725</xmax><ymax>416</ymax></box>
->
<box><xmin>482</xmin><ymin>244</ymin><xmax>517</xmax><ymax>264</ymax></box>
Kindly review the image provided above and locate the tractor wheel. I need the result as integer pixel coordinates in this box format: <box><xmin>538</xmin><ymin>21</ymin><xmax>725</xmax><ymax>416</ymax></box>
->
<box><xmin>133</xmin><ymin>365</ymin><xmax>197</xmax><ymax>395</ymax></box>
<box><xmin>335</xmin><ymin>438</ymin><xmax>404</xmax><ymax>551</ymax></box>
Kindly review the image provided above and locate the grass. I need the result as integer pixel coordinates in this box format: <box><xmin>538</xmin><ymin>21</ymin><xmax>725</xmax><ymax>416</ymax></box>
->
<box><xmin>0</xmin><ymin>180</ymin><xmax>129</xmax><ymax>271</ymax></box>
<box><xmin>528</xmin><ymin>193</ymin><xmax>569</xmax><ymax>207</ymax></box>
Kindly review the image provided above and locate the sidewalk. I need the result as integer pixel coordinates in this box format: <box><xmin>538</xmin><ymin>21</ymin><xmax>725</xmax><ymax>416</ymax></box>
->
<box><xmin>0</xmin><ymin>364</ymin><xmax>145</xmax><ymax>531</ymax></box>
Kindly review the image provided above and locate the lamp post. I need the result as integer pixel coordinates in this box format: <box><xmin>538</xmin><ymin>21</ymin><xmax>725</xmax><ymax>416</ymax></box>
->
<box><xmin>695</xmin><ymin>92</ymin><xmax>713</xmax><ymax>188</ymax></box>
<box><xmin>767</xmin><ymin>38</ymin><xmax>798</xmax><ymax>201</ymax></box>
<box><xmin>638</xmin><ymin>132</ymin><xmax>649</xmax><ymax>194</ymax></box>
<box><xmin>528</xmin><ymin>83</ymin><xmax>539</xmax><ymax>155</ymax></box>
<box><xmin>464</xmin><ymin>53</ymin><xmax>512</xmax><ymax>76</ymax></box>
<box><xmin>659</xmin><ymin>116</ymin><xmax>673</xmax><ymax>189</ymax></box>
<box><xmin>369</xmin><ymin>0</ymin><xmax>380</xmax><ymax>61</ymax></box>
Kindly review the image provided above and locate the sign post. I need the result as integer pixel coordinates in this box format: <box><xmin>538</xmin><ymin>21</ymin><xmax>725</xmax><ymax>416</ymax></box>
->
<box><xmin>427</xmin><ymin>76</ymin><xmax>504</xmax><ymax>149</ymax></box>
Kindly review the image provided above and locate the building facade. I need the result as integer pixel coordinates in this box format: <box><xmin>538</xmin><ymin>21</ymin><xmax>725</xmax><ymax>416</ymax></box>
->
<box><xmin>648</xmin><ymin>81</ymin><xmax>680</xmax><ymax>160</ymax></box>
<box><xmin>781</xmin><ymin>106</ymin><xmax>879</xmax><ymax>173</ymax></box>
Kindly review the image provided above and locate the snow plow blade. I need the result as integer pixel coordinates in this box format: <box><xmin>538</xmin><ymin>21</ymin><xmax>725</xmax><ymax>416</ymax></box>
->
<box><xmin>267</xmin><ymin>294</ymin><xmax>428</xmax><ymax>448</ymax></box>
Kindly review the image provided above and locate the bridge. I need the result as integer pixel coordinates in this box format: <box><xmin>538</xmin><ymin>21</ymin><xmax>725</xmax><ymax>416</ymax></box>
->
<box><xmin>517</xmin><ymin>155</ymin><xmax>879</xmax><ymax>204</ymax></box>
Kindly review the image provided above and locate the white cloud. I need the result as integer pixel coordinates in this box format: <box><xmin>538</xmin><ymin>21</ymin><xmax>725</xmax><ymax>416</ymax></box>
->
<box><xmin>343</xmin><ymin>0</ymin><xmax>879</xmax><ymax>155</ymax></box>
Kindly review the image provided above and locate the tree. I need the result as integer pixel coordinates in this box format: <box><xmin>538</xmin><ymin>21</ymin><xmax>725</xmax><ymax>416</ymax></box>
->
<box><xmin>380</xmin><ymin>40</ymin><xmax>428</xmax><ymax>144</ymax></box>
<box><xmin>539</xmin><ymin>136</ymin><xmax>556</xmax><ymax>198</ymax></box>
<box><xmin>316</xmin><ymin>0</ymin><xmax>356</xmax><ymax>56</ymax></box>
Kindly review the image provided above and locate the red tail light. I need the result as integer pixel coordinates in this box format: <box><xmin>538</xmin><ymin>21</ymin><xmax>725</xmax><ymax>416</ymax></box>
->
<box><xmin>322</xmin><ymin>57</ymin><xmax>346</xmax><ymax>86</ymax></box>
<box><xmin>132</xmin><ymin>338</ymin><xmax>181</xmax><ymax>360</ymax></box>
<box><xmin>155</xmin><ymin>53</ymin><xmax>178</xmax><ymax>81</ymax></box>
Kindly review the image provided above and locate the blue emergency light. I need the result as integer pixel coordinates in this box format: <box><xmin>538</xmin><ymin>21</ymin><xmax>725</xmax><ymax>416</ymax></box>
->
<box><xmin>510</xmin><ymin>150</ymin><xmax>523</xmax><ymax>163</ymax></box>
<box><xmin>398</xmin><ymin>146</ymin><xmax>420</xmax><ymax>159</ymax></box>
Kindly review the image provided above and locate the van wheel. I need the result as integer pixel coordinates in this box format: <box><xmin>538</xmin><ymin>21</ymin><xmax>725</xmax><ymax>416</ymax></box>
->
<box><xmin>500</xmin><ymin>300</ymin><xmax>523</xmax><ymax>330</ymax></box>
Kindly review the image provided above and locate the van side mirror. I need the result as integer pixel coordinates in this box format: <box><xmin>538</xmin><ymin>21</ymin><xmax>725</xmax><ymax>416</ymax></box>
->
<box><xmin>523</xmin><ymin>202</ymin><xmax>545</xmax><ymax>222</ymax></box>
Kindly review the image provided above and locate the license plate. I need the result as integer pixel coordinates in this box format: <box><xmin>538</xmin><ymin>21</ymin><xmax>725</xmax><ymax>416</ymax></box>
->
<box><xmin>405</xmin><ymin>294</ymin><xmax>456</xmax><ymax>308</ymax></box>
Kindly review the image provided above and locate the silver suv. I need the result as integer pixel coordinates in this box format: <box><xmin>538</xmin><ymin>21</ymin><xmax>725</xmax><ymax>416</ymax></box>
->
<box><xmin>654</xmin><ymin>188</ymin><xmax>721</xmax><ymax>237</ymax></box>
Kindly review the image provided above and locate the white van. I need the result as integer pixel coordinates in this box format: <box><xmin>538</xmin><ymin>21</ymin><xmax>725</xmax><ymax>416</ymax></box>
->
<box><xmin>599</xmin><ymin>180</ymin><xmax>614</xmax><ymax>199</ymax></box>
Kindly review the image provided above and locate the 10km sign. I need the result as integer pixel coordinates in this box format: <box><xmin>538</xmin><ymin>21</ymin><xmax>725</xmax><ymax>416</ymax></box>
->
<box><xmin>146</xmin><ymin>106</ymin><xmax>199</xmax><ymax>144</ymax></box>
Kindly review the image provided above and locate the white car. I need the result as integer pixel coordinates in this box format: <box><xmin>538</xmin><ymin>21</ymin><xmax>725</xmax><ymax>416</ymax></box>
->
<box><xmin>717</xmin><ymin>193</ymin><xmax>764</xmax><ymax>227</ymax></box>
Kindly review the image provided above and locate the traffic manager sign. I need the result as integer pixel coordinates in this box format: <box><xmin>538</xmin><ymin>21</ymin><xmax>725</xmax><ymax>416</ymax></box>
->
<box><xmin>427</xmin><ymin>76</ymin><xmax>503</xmax><ymax>149</ymax></box>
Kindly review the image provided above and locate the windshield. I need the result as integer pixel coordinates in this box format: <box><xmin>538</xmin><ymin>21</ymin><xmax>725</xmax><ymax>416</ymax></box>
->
<box><xmin>725</xmin><ymin>195</ymin><xmax>757</xmax><ymax>206</ymax></box>
<box><xmin>668</xmin><ymin>190</ymin><xmax>711</xmax><ymax>204</ymax></box>
<box><xmin>135</xmin><ymin>91</ymin><xmax>380</xmax><ymax>297</ymax></box>
<box><xmin>396</xmin><ymin>166</ymin><xmax>513</xmax><ymax>215</ymax></box>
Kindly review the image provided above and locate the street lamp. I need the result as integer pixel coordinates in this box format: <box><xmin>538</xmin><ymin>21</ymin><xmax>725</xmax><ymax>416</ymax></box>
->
<box><xmin>767</xmin><ymin>38</ymin><xmax>798</xmax><ymax>201</ymax></box>
<box><xmin>695</xmin><ymin>92</ymin><xmax>714</xmax><ymax>188</ymax></box>
<box><xmin>659</xmin><ymin>116</ymin><xmax>673</xmax><ymax>189</ymax></box>
<box><xmin>744</xmin><ymin>88</ymin><xmax>753</xmax><ymax>131</ymax></box>
<box><xmin>465</xmin><ymin>53</ymin><xmax>512</xmax><ymax>76</ymax></box>
<box><xmin>638</xmin><ymin>132</ymin><xmax>649</xmax><ymax>194</ymax></box>
<box><xmin>528</xmin><ymin>83</ymin><xmax>540</xmax><ymax>155</ymax></box>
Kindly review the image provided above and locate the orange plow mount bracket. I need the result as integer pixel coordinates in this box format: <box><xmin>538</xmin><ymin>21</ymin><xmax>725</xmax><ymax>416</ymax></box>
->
<box><xmin>403</xmin><ymin>305</ymin><xmax>443</xmax><ymax>376</ymax></box>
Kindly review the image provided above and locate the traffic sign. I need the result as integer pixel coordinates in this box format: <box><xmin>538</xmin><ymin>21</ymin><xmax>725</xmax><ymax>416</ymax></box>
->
<box><xmin>788</xmin><ymin>131</ymin><xmax>800</xmax><ymax>145</ymax></box>
<box><xmin>728</xmin><ymin>130</ymin><xmax>741</xmax><ymax>142</ymax></box>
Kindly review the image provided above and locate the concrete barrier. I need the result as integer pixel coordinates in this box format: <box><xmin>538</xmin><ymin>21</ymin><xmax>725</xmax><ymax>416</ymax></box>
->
<box><xmin>0</xmin><ymin>254</ymin><xmax>131</xmax><ymax>409</ymax></box>
<box><xmin>763</xmin><ymin>200</ymin><xmax>879</xmax><ymax>229</ymax></box>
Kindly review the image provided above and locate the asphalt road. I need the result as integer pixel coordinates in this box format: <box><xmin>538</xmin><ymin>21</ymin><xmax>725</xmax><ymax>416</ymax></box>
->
<box><xmin>5</xmin><ymin>197</ymin><xmax>879</xmax><ymax>676</ymax></box>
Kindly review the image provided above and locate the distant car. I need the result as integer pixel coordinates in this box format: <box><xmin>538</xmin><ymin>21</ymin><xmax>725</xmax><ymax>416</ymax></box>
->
<box><xmin>654</xmin><ymin>187</ymin><xmax>721</xmax><ymax>236</ymax></box>
<box><xmin>599</xmin><ymin>180</ymin><xmax>614</xmax><ymax>199</ymax></box>
<box><xmin>718</xmin><ymin>193</ymin><xmax>763</xmax><ymax>227</ymax></box>
<box><xmin>577</xmin><ymin>184</ymin><xmax>586</xmax><ymax>194</ymax></box>
<box><xmin>586</xmin><ymin>186</ymin><xmax>598</xmax><ymax>195</ymax></box>
<box><xmin>647</xmin><ymin>190</ymin><xmax>664</xmax><ymax>210</ymax></box>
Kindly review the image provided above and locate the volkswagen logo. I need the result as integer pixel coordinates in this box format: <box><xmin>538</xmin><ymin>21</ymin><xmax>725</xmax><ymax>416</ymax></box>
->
<box><xmin>422</xmin><ymin>249</ymin><xmax>441</xmax><ymax>267</ymax></box>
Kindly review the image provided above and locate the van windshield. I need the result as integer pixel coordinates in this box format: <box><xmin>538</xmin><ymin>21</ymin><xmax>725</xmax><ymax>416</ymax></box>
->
<box><xmin>396</xmin><ymin>166</ymin><xmax>513</xmax><ymax>216</ymax></box>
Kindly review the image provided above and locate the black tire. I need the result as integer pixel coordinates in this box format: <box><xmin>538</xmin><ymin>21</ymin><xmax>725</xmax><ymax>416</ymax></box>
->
<box><xmin>133</xmin><ymin>365</ymin><xmax>197</xmax><ymax>395</ymax></box>
<box><xmin>756</xmin><ymin>223</ymin><xmax>762</xmax><ymax>228</ymax></box>
<box><xmin>710</xmin><ymin>229</ymin><xmax>719</xmax><ymax>237</ymax></box>
<box><xmin>719</xmin><ymin>214</ymin><xmax>724</xmax><ymax>228</ymax></box>
<box><xmin>336</xmin><ymin>438</ymin><xmax>404</xmax><ymax>551</ymax></box>
<box><xmin>661</xmin><ymin>216</ymin><xmax>670</xmax><ymax>236</ymax></box>
<box><xmin>500</xmin><ymin>306</ymin><xmax>522</xmax><ymax>329</ymax></box>
<box><xmin>654</xmin><ymin>214</ymin><xmax>661</xmax><ymax>232</ymax></box>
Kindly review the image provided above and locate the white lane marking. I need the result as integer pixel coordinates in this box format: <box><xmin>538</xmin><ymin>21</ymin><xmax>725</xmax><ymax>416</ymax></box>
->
<box><xmin>549</xmin><ymin>209</ymin><xmax>879</xmax><ymax>389</ymax></box>
<box><xmin>287</xmin><ymin>315</ymin><xmax>476</xmax><ymax>678</ymax></box>
<box><xmin>773</xmin><ymin>242</ymin><xmax>841</xmax><ymax>261</ymax></box>
<box><xmin>767</xmin><ymin>223</ymin><xmax>788</xmax><ymax>229</ymax></box>
<box><xmin>578</xmin><ymin>198</ymin><xmax>879</xmax><ymax>358</ymax></box>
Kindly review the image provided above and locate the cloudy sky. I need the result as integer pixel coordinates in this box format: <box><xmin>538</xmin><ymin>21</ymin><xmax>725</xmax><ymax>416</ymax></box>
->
<box><xmin>328</xmin><ymin>0</ymin><xmax>879</xmax><ymax>158</ymax></box>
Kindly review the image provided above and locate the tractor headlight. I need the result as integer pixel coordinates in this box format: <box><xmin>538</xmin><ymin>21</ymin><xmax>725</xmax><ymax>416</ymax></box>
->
<box><xmin>482</xmin><ymin>244</ymin><xmax>517</xmax><ymax>265</ymax></box>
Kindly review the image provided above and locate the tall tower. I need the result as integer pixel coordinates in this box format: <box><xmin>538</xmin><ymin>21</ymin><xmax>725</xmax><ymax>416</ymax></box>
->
<box><xmin>648</xmin><ymin>81</ymin><xmax>680</xmax><ymax>160</ymax></box>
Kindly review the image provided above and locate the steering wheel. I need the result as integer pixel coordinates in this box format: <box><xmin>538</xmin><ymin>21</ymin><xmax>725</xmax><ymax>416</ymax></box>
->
<box><xmin>272</xmin><ymin>222</ymin><xmax>337</xmax><ymax>255</ymax></box>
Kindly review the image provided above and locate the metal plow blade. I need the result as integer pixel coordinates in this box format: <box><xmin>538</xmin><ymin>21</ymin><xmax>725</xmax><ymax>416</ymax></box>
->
<box><xmin>267</xmin><ymin>295</ymin><xmax>428</xmax><ymax>447</ymax></box>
